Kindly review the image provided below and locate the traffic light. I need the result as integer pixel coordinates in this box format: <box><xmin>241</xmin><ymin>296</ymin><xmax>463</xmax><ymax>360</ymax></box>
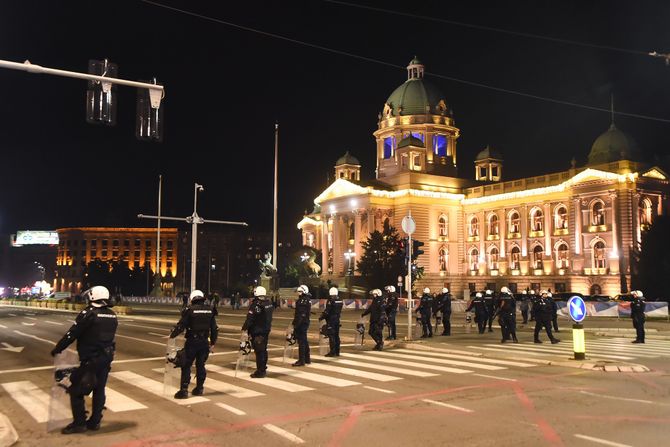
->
<box><xmin>398</xmin><ymin>237</ymin><xmax>408</xmax><ymax>260</ymax></box>
<box><xmin>136</xmin><ymin>78</ymin><xmax>164</xmax><ymax>142</ymax></box>
<box><xmin>412</xmin><ymin>240</ymin><xmax>425</xmax><ymax>260</ymax></box>
<box><xmin>86</xmin><ymin>59</ymin><xmax>117</xmax><ymax>126</ymax></box>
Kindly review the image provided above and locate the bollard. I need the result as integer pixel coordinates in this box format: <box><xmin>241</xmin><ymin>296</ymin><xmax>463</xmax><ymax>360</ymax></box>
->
<box><xmin>572</xmin><ymin>323</ymin><xmax>585</xmax><ymax>360</ymax></box>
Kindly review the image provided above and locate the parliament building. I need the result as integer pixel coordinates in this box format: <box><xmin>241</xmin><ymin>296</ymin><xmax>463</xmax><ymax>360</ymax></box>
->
<box><xmin>298</xmin><ymin>57</ymin><xmax>669</xmax><ymax>298</ymax></box>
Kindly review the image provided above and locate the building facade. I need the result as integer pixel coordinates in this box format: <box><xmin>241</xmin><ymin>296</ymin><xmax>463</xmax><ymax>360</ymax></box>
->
<box><xmin>298</xmin><ymin>57</ymin><xmax>669</xmax><ymax>298</ymax></box>
<box><xmin>54</xmin><ymin>227</ymin><xmax>178</xmax><ymax>294</ymax></box>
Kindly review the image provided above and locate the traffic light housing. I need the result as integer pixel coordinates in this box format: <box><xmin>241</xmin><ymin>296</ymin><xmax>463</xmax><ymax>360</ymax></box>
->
<box><xmin>86</xmin><ymin>59</ymin><xmax>117</xmax><ymax>126</ymax></box>
<box><xmin>412</xmin><ymin>240</ymin><xmax>425</xmax><ymax>260</ymax></box>
<box><xmin>398</xmin><ymin>237</ymin><xmax>408</xmax><ymax>259</ymax></box>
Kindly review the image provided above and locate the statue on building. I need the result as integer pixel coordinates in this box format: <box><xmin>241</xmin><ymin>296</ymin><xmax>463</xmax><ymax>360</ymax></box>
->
<box><xmin>259</xmin><ymin>252</ymin><xmax>277</xmax><ymax>278</ymax></box>
<box><xmin>304</xmin><ymin>252</ymin><xmax>322</xmax><ymax>277</ymax></box>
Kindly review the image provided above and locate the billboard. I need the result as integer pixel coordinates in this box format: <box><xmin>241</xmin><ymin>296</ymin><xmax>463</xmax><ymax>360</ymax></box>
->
<box><xmin>13</xmin><ymin>231</ymin><xmax>59</xmax><ymax>246</ymax></box>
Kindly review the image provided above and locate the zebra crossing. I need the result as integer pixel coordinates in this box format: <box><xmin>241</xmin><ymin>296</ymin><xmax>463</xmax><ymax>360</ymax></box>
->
<box><xmin>10</xmin><ymin>340</ymin><xmax>666</xmax><ymax>424</ymax></box>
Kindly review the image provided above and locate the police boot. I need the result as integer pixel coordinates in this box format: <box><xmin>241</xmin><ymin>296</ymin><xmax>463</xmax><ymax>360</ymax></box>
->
<box><xmin>325</xmin><ymin>352</ymin><xmax>336</xmax><ymax>357</ymax></box>
<box><xmin>174</xmin><ymin>388</ymin><xmax>189</xmax><ymax>399</ymax></box>
<box><xmin>551</xmin><ymin>338</ymin><xmax>560</xmax><ymax>344</ymax></box>
<box><xmin>534</xmin><ymin>339</ymin><xmax>542</xmax><ymax>343</ymax></box>
<box><xmin>250</xmin><ymin>370</ymin><xmax>266</xmax><ymax>378</ymax></box>
<box><xmin>512</xmin><ymin>334</ymin><xmax>518</xmax><ymax>343</ymax></box>
<box><xmin>61</xmin><ymin>423</ymin><xmax>87</xmax><ymax>435</ymax></box>
<box><xmin>292</xmin><ymin>360</ymin><xmax>305</xmax><ymax>367</ymax></box>
<box><xmin>192</xmin><ymin>384</ymin><xmax>204</xmax><ymax>396</ymax></box>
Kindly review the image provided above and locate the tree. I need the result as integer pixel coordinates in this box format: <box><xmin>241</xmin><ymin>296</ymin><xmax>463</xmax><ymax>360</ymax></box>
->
<box><xmin>631</xmin><ymin>215</ymin><xmax>670</xmax><ymax>301</ymax></box>
<box><xmin>82</xmin><ymin>259</ymin><xmax>112</xmax><ymax>291</ymax></box>
<box><xmin>356</xmin><ymin>220</ymin><xmax>405</xmax><ymax>289</ymax></box>
<box><xmin>110</xmin><ymin>260</ymin><xmax>133</xmax><ymax>296</ymax></box>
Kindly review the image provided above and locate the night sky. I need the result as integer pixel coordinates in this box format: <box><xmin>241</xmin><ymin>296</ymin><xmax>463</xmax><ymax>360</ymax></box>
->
<box><xmin>1</xmin><ymin>0</ymin><xmax>670</xmax><ymax>242</ymax></box>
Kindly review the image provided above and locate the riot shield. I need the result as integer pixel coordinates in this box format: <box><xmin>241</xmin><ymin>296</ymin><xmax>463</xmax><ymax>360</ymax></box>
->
<box><xmin>47</xmin><ymin>349</ymin><xmax>79</xmax><ymax>432</ymax></box>
<box><xmin>283</xmin><ymin>324</ymin><xmax>296</xmax><ymax>364</ymax></box>
<box><xmin>414</xmin><ymin>315</ymin><xmax>423</xmax><ymax>339</ymax></box>
<box><xmin>354</xmin><ymin>317</ymin><xmax>366</xmax><ymax>349</ymax></box>
<box><xmin>465</xmin><ymin>311</ymin><xmax>473</xmax><ymax>334</ymax></box>
<box><xmin>164</xmin><ymin>336</ymin><xmax>184</xmax><ymax>397</ymax></box>
<box><xmin>319</xmin><ymin>320</ymin><xmax>330</xmax><ymax>355</ymax></box>
<box><xmin>235</xmin><ymin>332</ymin><xmax>252</xmax><ymax>377</ymax></box>
<box><xmin>434</xmin><ymin>311</ymin><xmax>442</xmax><ymax>334</ymax></box>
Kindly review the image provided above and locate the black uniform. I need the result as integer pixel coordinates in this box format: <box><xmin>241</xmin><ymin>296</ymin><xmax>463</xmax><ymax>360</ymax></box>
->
<box><xmin>466</xmin><ymin>295</ymin><xmax>488</xmax><ymax>334</ymax></box>
<box><xmin>529</xmin><ymin>293</ymin><xmax>538</xmax><ymax>321</ymax></box>
<box><xmin>170</xmin><ymin>299</ymin><xmax>218</xmax><ymax>394</ymax></box>
<box><xmin>631</xmin><ymin>295</ymin><xmax>646</xmax><ymax>343</ymax></box>
<box><xmin>484</xmin><ymin>292</ymin><xmax>495</xmax><ymax>332</ymax></box>
<box><xmin>51</xmin><ymin>305</ymin><xmax>118</xmax><ymax>431</ymax></box>
<box><xmin>416</xmin><ymin>293</ymin><xmax>434</xmax><ymax>337</ymax></box>
<box><xmin>292</xmin><ymin>293</ymin><xmax>312</xmax><ymax>365</ymax></box>
<box><xmin>242</xmin><ymin>295</ymin><xmax>274</xmax><ymax>376</ymax></box>
<box><xmin>362</xmin><ymin>294</ymin><xmax>387</xmax><ymax>349</ymax></box>
<box><xmin>435</xmin><ymin>292</ymin><xmax>452</xmax><ymax>335</ymax></box>
<box><xmin>533</xmin><ymin>296</ymin><xmax>559</xmax><ymax>343</ymax></box>
<box><xmin>497</xmin><ymin>293</ymin><xmax>518</xmax><ymax>343</ymax></box>
<box><xmin>548</xmin><ymin>296</ymin><xmax>560</xmax><ymax>332</ymax></box>
<box><xmin>385</xmin><ymin>292</ymin><xmax>399</xmax><ymax>340</ymax></box>
<box><xmin>519</xmin><ymin>294</ymin><xmax>530</xmax><ymax>324</ymax></box>
<box><xmin>320</xmin><ymin>295</ymin><xmax>343</xmax><ymax>356</ymax></box>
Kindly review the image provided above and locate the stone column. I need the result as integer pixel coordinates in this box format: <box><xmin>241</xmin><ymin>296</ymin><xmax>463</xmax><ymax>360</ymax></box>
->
<box><xmin>499</xmin><ymin>209</ymin><xmax>506</xmax><ymax>257</ymax></box>
<box><xmin>633</xmin><ymin>193</ymin><xmax>641</xmax><ymax>245</ymax></box>
<box><xmin>610</xmin><ymin>193</ymin><xmax>619</xmax><ymax>257</ymax></box>
<box><xmin>332</xmin><ymin>215</ymin><xmax>342</xmax><ymax>276</ymax></box>
<box><xmin>478</xmin><ymin>212</ymin><xmax>485</xmax><ymax>273</ymax></box>
<box><xmin>574</xmin><ymin>199</ymin><xmax>582</xmax><ymax>254</ymax></box>
<box><xmin>367</xmin><ymin>208</ymin><xmax>375</xmax><ymax>235</ymax></box>
<box><xmin>321</xmin><ymin>217</ymin><xmax>329</xmax><ymax>273</ymax></box>
<box><xmin>354</xmin><ymin>211</ymin><xmax>363</xmax><ymax>269</ymax></box>
<box><xmin>543</xmin><ymin>203</ymin><xmax>551</xmax><ymax>256</ymax></box>
<box><xmin>521</xmin><ymin>205</ymin><xmax>528</xmax><ymax>256</ymax></box>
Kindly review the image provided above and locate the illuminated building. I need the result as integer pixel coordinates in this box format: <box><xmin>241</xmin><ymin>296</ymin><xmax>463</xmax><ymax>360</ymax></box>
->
<box><xmin>298</xmin><ymin>57</ymin><xmax>669</xmax><ymax>297</ymax></box>
<box><xmin>54</xmin><ymin>227</ymin><xmax>178</xmax><ymax>294</ymax></box>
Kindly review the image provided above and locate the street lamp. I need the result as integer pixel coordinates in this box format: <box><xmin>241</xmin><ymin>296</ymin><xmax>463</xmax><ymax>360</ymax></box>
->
<box><xmin>344</xmin><ymin>249</ymin><xmax>356</xmax><ymax>276</ymax></box>
<box><xmin>33</xmin><ymin>261</ymin><xmax>45</xmax><ymax>281</ymax></box>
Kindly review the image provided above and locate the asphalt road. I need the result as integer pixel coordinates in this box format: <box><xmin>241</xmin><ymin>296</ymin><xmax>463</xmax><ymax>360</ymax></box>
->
<box><xmin>1</xmin><ymin>304</ymin><xmax>669</xmax><ymax>447</ymax></box>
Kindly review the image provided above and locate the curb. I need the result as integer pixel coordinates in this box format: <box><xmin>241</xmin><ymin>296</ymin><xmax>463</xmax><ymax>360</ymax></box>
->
<box><xmin>400</xmin><ymin>342</ymin><xmax>650</xmax><ymax>373</ymax></box>
<box><xmin>0</xmin><ymin>412</ymin><xmax>18</xmax><ymax>447</ymax></box>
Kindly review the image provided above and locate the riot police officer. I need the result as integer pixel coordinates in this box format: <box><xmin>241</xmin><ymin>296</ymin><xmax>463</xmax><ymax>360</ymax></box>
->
<box><xmin>533</xmin><ymin>291</ymin><xmax>560</xmax><ymax>344</ymax></box>
<box><xmin>292</xmin><ymin>285</ymin><xmax>312</xmax><ymax>366</ymax></box>
<box><xmin>384</xmin><ymin>285</ymin><xmax>399</xmax><ymax>340</ymax></box>
<box><xmin>466</xmin><ymin>292</ymin><xmax>488</xmax><ymax>334</ymax></box>
<box><xmin>170</xmin><ymin>290</ymin><xmax>218</xmax><ymax>398</ymax></box>
<box><xmin>498</xmin><ymin>287</ymin><xmax>518</xmax><ymax>343</ymax></box>
<box><xmin>242</xmin><ymin>286</ymin><xmax>274</xmax><ymax>378</ymax></box>
<box><xmin>529</xmin><ymin>289</ymin><xmax>538</xmax><ymax>321</ymax></box>
<box><xmin>320</xmin><ymin>287</ymin><xmax>343</xmax><ymax>356</ymax></box>
<box><xmin>484</xmin><ymin>289</ymin><xmax>495</xmax><ymax>332</ymax></box>
<box><xmin>548</xmin><ymin>292</ymin><xmax>560</xmax><ymax>332</ymax></box>
<box><xmin>519</xmin><ymin>290</ymin><xmax>529</xmax><ymax>324</ymax></box>
<box><xmin>416</xmin><ymin>288</ymin><xmax>434</xmax><ymax>338</ymax></box>
<box><xmin>362</xmin><ymin>289</ymin><xmax>387</xmax><ymax>350</ymax></box>
<box><xmin>435</xmin><ymin>287</ymin><xmax>452</xmax><ymax>336</ymax></box>
<box><xmin>631</xmin><ymin>290</ymin><xmax>646</xmax><ymax>343</ymax></box>
<box><xmin>51</xmin><ymin>286</ymin><xmax>118</xmax><ymax>434</ymax></box>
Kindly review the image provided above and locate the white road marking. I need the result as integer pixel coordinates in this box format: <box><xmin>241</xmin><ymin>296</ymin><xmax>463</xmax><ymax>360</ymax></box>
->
<box><xmin>311</xmin><ymin>355</ymin><xmax>437</xmax><ymax>377</ymax></box>
<box><xmin>207</xmin><ymin>364</ymin><xmax>314</xmax><ymax>392</ymax></box>
<box><xmin>8</xmin><ymin>313</ymin><xmax>17</xmax><ymax>317</ymax></box>
<box><xmin>270</xmin><ymin>357</ymin><xmax>400</xmax><ymax>382</ymax></box>
<box><xmin>216</xmin><ymin>402</ymin><xmax>246</xmax><ymax>416</ymax></box>
<box><xmin>473</xmin><ymin>373</ymin><xmax>517</xmax><ymax>382</ymax></box>
<box><xmin>488</xmin><ymin>344</ymin><xmax>635</xmax><ymax>361</ymax></box>
<box><xmin>13</xmin><ymin>330</ymin><xmax>56</xmax><ymax>345</ymax></box>
<box><xmin>579</xmin><ymin>390</ymin><xmax>655</xmax><ymax>404</ymax></box>
<box><xmin>1</xmin><ymin>342</ymin><xmax>24</xmax><ymax>353</ymax></box>
<box><xmin>115</xmin><ymin>333</ymin><xmax>166</xmax><ymax>347</ymax></box>
<box><xmin>21</xmin><ymin>322</ymin><xmax>36</xmax><ymax>326</ymax></box>
<box><xmin>44</xmin><ymin>320</ymin><xmax>64</xmax><ymax>326</ymax></box>
<box><xmin>535</xmin><ymin>342</ymin><xmax>658</xmax><ymax>359</ymax></box>
<box><xmin>0</xmin><ymin>324</ymin><xmax>6</xmax><ymax>329</ymax></box>
<box><xmin>1</xmin><ymin>381</ymin><xmax>50</xmax><ymax>422</ymax></box>
<box><xmin>120</xmin><ymin>323</ymin><xmax>171</xmax><ymax>331</ymax></box>
<box><xmin>396</xmin><ymin>348</ymin><xmax>535</xmax><ymax>368</ymax></box>
<box><xmin>110</xmin><ymin>370</ymin><xmax>208</xmax><ymax>405</ymax></box>
<box><xmin>24</xmin><ymin>317</ymin><xmax>37</xmax><ymax>321</ymax></box>
<box><xmin>467</xmin><ymin>346</ymin><xmax>551</xmax><ymax>361</ymax></box>
<box><xmin>369</xmin><ymin>350</ymin><xmax>506</xmax><ymax>371</ymax></box>
<box><xmin>363</xmin><ymin>385</ymin><xmax>395</xmax><ymax>394</ymax></box>
<box><xmin>153</xmin><ymin>368</ymin><xmax>264</xmax><ymax>398</ymax></box>
<box><xmin>422</xmin><ymin>399</ymin><xmax>474</xmax><ymax>413</ymax></box>
<box><xmin>574</xmin><ymin>434</ymin><xmax>632</xmax><ymax>447</ymax></box>
<box><xmin>148</xmin><ymin>332</ymin><xmax>169</xmax><ymax>338</ymax></box>
<box><xmin>263</xmin><ymin>423</ymin><xmax>305</xmax><ymax>444</ymax></box>
<box><xmin>342</xmin><ymin>353</ymin><xmax>472</xmax><ymax>374</ymax></box>
<box><xmin>105</xmin><ymin>387</ymin><xmax>148</xmax><ymax>412</ymax></box>
<box><xmin>267</xmin><ymin>364</ymin><xmax>360</xmax><ymax>387</ymax></box>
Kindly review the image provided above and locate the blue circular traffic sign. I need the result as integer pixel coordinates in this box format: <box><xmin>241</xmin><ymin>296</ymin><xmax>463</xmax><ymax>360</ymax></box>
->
<box><xmin>567</xmin><ymin>296</ymin><xmax>587</xmax><ymax>323</ymax></box>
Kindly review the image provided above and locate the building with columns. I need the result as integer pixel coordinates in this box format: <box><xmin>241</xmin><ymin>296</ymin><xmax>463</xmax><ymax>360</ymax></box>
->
<box><xmin>298</xmin><ymin>57</ymin><xmax>669</xmax><ymax>297</ymax></box>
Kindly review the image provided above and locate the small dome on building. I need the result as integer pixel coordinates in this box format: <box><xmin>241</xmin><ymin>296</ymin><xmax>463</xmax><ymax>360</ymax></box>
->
<box><xmin>588</xmin><ymin>124</ymin><xmax>639</xmax><ymax>165</ymax></box>
<box><xmin>475</xmin><ymin>145</ymin><xmax>503</xmax><ymax>161</ymax></box>
<box><xmin>397</xmin><ymin>135</ymin><xmax>425</xmax><ymax>149</ymax></box>
<box><xmin>335</xmin><ymin>151</ymin><xmax>360</xmax><ymax>166</ymax></box>
<box><xmin>384</xmin><ymin>57</ymin><xmax>449</xmax><ymax>117</ymax></box>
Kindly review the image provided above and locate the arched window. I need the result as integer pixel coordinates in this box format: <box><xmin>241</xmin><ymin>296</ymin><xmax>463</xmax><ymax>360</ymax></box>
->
<box><xmin>533</xmin><ymin>244</ymin><xmax>544</xmax><ymax>269</ymax></box>
<box><xmin>488</xmin><ymin>246</ymin><xmax>499</xmax><ymax>270</ymax></box>
<box><xmin>509</xmin><ymin>211</ymin><xmax>520</xmax><ymax>234</ymax></box>
<box><xmin>593</xmin><ymin>240</ymin><xmax>606</xmax><ymax>269</ymax></box>
<box><xmin>591</xmin><ymin>200</ymin><xmax>605</xmax><ymax>226</ymax></box>
<box><xmin>510</xmin><ymin>246</ymin><xmax>521</xmax><ymax>270</ymax></box>
<box><xmin>530</xmin><ymin>208</ymin><xmax>544</xmax><ymax>232</ymax></box>
<box><xmin>469</xmin><ymin>248</ymin><xmax>479</xmax><ymax>271</ymax></box>
<box><xmin>488</xmin><ymin>214</ymin><xmax>499</xmax><ymax>236</ymax></box>
<box><xmin>438</xmin><ymin>214</ymin><xmax>448</xmax><ymax>237</ymax></box>
<box><xmin>307</xmin><ymin>233</ymin><xmax>315</xmax><ymax>248</ymax></box>
<box><xmin>639</xmin><ymin>198</ymin><xmax>653</xmax><ymax>228</ymax></box>
<box><xmin>555</xmin><ymin>242</ymin><xmax>569</xmax><ymax>269</ymax></box>
<box><xmin>469</xmin><ymin>216</ymin><xmax>479</xmax><ymax>237</ymax></box>
<box><xmin>438</xmin><ymin>246</ymin><xmax>448</xmax><ymax>272</ymax></box>
<box><xmin>554</xmin><ymin>205</ymin><xmax>568</xmax><ymax>230</ymax></box>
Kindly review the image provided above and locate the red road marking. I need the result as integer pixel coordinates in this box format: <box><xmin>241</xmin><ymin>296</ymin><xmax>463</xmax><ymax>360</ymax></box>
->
<box><xmin>571</xmin><ymin>415</ymin><xmax>670</xmax><ymax>423</ymax></box>
<box><xmin>327</xmin><ymin>405</ymin><xmax>364</xmax><ymax>447</ymax></box>
<box><xmin>513</xmin><ymin>384</ymin><xmax>564</xmax><ymax>446</ymax></box>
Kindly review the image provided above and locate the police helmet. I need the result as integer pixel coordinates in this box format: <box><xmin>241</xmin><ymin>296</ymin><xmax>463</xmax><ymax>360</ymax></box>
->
<box><xmin>530</xmin><ymin>289</ymin><xmax>536</xmax><ymax>295</ymax></box>
<box><xmin>84</xmin><ymin>286</ymin><xmax>110</xmax><ymax>308</ymax></box>
<box><xmin>500</xmin><ymin>286</ymin><xmax>511</xmax><ymax>294</ymax></box>
<box><xmin>296</xmin><ymin>285</ymin><xmax>309</xmax><ymax>295</ymax></box>
<box><xmin>329</xmin><ymin>287</ymin><xmax>339</xmax><ymax>296</ymax></box>
<box><xmin>189</xmin><ymin>289</ymin><xmax>205</xmax><ymax>303</ymax></box>
<box><xmin>522</xmin><ymin>290</ymin><xmax>527</xmax><ymax>295</ymax></box>
<box><xmin>370</xmin><ymin>289</ymin><xmax>382</xmax><ymax>297</ymax></box>
<box><xmin>546</xmin><ymin>292</ymin><xmax>552</xmax><ymax>298</ymax></box>
<box><xmin>636</xmin><ymin>290</ymin><xmax>644</xmax><ymax>298</ymax></box>
<box><xmin>442</xmin><ymin>287</ymin><xmax>449</xmax><ymax>294</ymax></box>
<box><xmin>385</xmin><ymin>285</ymin><xmax>396</xmax><ymax>293</ymax></box>
<box><xmin>254</xmin><ymin>286</ymin><xmax>267</xmax><ymax>297</ymax></box>
<box><xmin>475</xmin><ymin>292</ymin><xmax>483</xmax><ymax>298</ymax></box>
<box><xmin>423</xmin><ymin>287</ymin><xmax>431</xmax><ymax>294</ymax></box>
<box><xmin>485</xmin><ymin>289</ymin><xmax>493</xmax><ymax>295</ymax></box>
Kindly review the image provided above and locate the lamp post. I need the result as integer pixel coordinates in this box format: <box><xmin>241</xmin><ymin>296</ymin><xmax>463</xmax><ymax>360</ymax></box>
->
<box><xmin>344</xmin><ymin>249</ymin><xmax>356</xmax><ymax>276</ymax></box>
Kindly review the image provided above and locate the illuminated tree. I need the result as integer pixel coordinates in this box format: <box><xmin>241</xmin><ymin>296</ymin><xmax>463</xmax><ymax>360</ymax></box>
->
<box><xmin>357</xmin><ymin>220</ymin><xmax>405</xmax><ymax>289</ymax></box>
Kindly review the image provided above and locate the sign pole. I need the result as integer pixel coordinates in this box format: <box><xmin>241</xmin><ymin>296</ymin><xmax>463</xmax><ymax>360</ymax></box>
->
<box><xmin>401</xmin><ymin>211</ymin><xmax>415</xmax><ymax>341</ymax></box>
<box><xmin>568</xmin><ymin>296</ymin><xmax>587</xmax><ymax>360</ymax></box>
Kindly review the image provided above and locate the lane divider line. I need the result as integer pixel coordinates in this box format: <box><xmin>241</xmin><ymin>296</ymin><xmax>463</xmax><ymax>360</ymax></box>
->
<box><xmin>422</xmin><ymin>398</ymin><xmax>474</xmax><ymax>413</ymax></box>
<box><xmin>215</xmin><ymin>402</ymin><xmax>246</xmax><ymax>416</ymax></box>
<box><xmin>573</xmin><ymin>434</ymin><xmax>632</xmax><ymax>447</ymax></box>
<box><xmin>473</xmin><ymin>373</ymin><xmax>517</xmax><ymax>382</ymax></box>
<box><xmin>263</xmin><ymin>423</ymin><xmax>305</xmax><ymax>444</ymax></box>
<box><xmin>45</xmin><ymin>320</ymin><xmax>64</xmax><ymax>325</ymax></box>
<box><xmin>363</xmin><ymin>386</ymin><xmax>395</xmax><ymax>394</ymax></box>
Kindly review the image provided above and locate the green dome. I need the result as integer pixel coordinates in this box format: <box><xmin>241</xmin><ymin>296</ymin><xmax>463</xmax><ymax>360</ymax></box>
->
<box><xmin>588</xmin><ymin>124</ymin><xmax>639</xmax><ymax>165</ymax></box>
<box><xmin>385</xmin><ymin>78</ymin><xmax>445</xmax><ymax>116</ymax></box>
<box><xmin>335</xmin><ymin>151</ymin><xmax>360</xmax><ymax>166</ymax></box>
<box><xmin>397</xmin><ymin>135</ymin><xmax>425</xmax><ymax>149</ymax></box>
<box><xmin>475</xmin><ymin>145</ymin><xmax>503</xmax><ymax>161</ymax></box>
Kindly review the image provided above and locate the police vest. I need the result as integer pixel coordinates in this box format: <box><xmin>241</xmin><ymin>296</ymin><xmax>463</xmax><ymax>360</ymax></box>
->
<box><xmin>76</xmin><ymin>306</ymin><xmax>118</xmax><ymax>359</ymax></box>
<box><xmin>188</xmin><ymin>303</ymin><xmax>214</xmax><ymax>333</ymax></box>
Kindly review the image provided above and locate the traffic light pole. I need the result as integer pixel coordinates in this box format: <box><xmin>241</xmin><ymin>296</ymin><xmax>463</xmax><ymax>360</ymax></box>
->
<box><xmin>407</xmin><ymin>229</ymin><xmax>413</xmax><ymax>341</ymax></box>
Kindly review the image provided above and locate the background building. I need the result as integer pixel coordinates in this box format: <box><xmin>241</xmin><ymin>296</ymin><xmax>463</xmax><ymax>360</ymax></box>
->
<box><xmin>299</xmin><ymin>57</ymin><xmax>669</xmax><ymax>297</ymax></box>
